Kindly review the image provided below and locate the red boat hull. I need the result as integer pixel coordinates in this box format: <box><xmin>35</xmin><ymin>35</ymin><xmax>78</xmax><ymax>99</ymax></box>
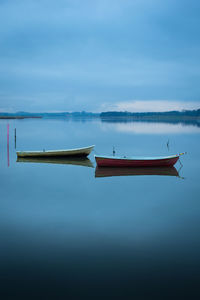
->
<box><xmin>95</xmin><ymin>156</ymin><xmax>179</xmax><ymax>168</ymax></box>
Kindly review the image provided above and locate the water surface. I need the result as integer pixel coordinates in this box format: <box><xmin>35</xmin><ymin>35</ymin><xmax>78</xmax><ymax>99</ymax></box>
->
<box><xmin>0</xmin><ymin>118</ymin><xmax>200</xmax><ymax>299</ymax></box>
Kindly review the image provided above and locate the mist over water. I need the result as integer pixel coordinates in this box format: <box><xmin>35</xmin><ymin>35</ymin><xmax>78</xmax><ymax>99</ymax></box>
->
<box><xmin>0</xmin><ymin>118</ymin><xmax>200</xmax><ymax>299</ymax></box>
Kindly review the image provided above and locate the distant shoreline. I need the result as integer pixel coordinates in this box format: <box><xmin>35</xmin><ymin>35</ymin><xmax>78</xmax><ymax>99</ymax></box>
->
<box><xmin>0</xmin><ymin>109</ymin><xmax>199</xmax><ymax>121</ymax></box>
<box><xmin>0</xmin><ymin>116</ymin><xmax>42</xmax><ymax>119</ymax></box>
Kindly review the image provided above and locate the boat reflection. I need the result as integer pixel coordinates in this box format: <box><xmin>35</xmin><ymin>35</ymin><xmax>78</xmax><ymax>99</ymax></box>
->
<box><xmin>95</xmin><ymin>166</ymin><xmax>179</xmax><ymax>178</ymax></box>
<box><xmin>17</xmin><ymin>156</ymin><xmax>94</xmax><ymax>168</ymax></box>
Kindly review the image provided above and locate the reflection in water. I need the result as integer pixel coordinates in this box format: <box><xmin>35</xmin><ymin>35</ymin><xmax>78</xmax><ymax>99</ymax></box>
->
<box><xmin>101</xmin><ymin>121</ymin><xmax>200</xmax><ymax>134</ymax></box>
<box><xmin>17</xmin><ymin>156</ymin><xmax>94</xmax><ymax>168</ymax></box>
<box><xmin>95</xmin><ymin>166</ymin><xmax>179</xmax><ymax>178</ymax></box>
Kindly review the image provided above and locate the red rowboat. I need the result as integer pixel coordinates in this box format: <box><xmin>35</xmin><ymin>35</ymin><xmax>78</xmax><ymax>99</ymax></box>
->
<box><xmin>95</xmin><ymin>153</ymin><xmax>185</xmax><ymax>168</ymax></box>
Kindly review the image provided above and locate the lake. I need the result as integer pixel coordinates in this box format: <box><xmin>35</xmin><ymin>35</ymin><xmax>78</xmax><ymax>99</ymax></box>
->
<box><xmin>0</xmin><ymin>118</ymin><xmax>200</xmax><ymax>299</ymax></box>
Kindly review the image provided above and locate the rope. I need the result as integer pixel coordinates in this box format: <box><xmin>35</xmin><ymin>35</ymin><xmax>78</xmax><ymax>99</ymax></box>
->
<box><xmin>177</xmin><ymin>164</ymin><xmax>185</xmax><ymax>180</ymax></box>
<box><xmin>93</xmin><ymin>149</ymin><xmax>100</xmax><ymax>155</ymax></box>
<box><xmin>178</xmin><ymin>158</ymin><xmax>183</xmax><ymax>167</ymax></box>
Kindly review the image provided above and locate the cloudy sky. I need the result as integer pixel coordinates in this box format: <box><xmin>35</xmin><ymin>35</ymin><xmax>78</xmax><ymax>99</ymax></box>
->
<box><xmin>0</xmin><ymin>0</ymin><xmax>200</xmax><ymax>112</ymax></box>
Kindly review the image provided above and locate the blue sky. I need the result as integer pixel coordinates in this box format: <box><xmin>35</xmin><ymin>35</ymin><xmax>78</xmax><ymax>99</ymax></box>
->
<box><xmin>0</xmin><ymin>0</ymin><xmax>200</xmax><ymax>112</ymax></box>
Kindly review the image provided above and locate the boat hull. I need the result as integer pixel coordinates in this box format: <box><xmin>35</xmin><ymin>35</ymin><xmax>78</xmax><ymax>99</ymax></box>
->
<box><xmin>95</xmin><ymin>155</ymin><xmax>179</xmax><ymax>168</ymax></box>
<box><xmin>17</xmin><ymin>145</ymin><xmax>94</xmax><ymax>158</ymax></box>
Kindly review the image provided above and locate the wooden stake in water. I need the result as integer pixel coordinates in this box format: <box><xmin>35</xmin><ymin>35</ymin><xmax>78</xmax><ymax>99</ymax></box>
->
<box><xmin>167</xmin><ymin>139</ymin><xmax>170</xmax><ymax>151</ymax></box>
<box><xmin>15</xmin><ymin>128</ymin><xmax>16</xmax><ymax>149</ymax></box>
<box><xmin>113</xmin><ymin>146</ymin><xmax>115</xmax><ymax>156</ymax></box>
<box><xmin>7</xmin><ymin>124</ymin><xmax>10</xmax><ymax>167</ymax></box>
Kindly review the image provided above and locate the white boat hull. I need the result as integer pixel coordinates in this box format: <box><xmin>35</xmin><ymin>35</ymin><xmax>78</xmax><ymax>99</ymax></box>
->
<box><xmin>17</xmin><ymin>145</ymin><xmax>94</xmax><ymax>158</ymax></box>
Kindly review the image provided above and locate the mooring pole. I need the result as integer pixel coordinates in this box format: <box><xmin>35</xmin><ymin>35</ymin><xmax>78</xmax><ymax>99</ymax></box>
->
<box><xmin>7</xmin><ymin>124</ymin><xmax>9</xmax><ymax>167</ymax></box>
<box><xmin>14</xmin><ymin>128</ymin><xmax>16</xmax><ymax>149</ymax></box>
<box><xmin>113</xmin><ymin>146</ymin><xmax>115</xmax><ymax>156</ymax></box>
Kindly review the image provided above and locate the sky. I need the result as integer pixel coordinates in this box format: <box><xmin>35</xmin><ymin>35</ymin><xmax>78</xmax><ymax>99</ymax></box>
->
<box><xmin>0</xmin><ymin>0</ymin><xmax>200</xmax><ymax>112</ymax></box>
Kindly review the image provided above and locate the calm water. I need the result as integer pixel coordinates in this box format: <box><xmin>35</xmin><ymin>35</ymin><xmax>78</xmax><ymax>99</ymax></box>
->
<box><xmin>0</xmin><ymin>118</ymin><xmax>200</xmax><ymax>299</ymax></box>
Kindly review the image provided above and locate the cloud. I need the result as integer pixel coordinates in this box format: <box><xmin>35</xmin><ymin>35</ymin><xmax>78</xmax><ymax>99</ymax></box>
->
<box><xmin>0</xmin><ymin>0</ymin><xmax>200</xmax><ymax>111</ymax></box>
<box><xmin>100</xmin><ymin>100</ymin><xmax>200</xmax><ymax>112</ymax></box>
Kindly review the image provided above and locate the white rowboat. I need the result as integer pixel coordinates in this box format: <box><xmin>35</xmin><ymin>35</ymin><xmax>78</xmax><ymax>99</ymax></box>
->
<box><xmin>17</xmin><ymin>145</ymin><xmax>94</xmax><ymax>158</ymax></box>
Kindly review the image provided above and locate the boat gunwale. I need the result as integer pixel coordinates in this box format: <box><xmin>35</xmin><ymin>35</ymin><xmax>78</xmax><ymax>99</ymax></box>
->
<box><xmin>17</xmin><ymin>145</ymin><xmax>95</xmax><ymax>155</ymax></box>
